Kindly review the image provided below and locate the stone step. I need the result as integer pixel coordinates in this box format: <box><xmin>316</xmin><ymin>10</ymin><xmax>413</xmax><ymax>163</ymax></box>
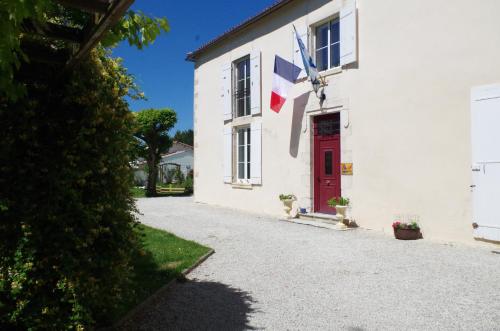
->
<box><xmin>280</xmin><ymin>217</ymin><xmax>355</xmax><ymax>231</ymax></box>
<box><xmin>297</xmin><ymin>212</ymin><xmax>342</xmax><ymax>224</ymax></box>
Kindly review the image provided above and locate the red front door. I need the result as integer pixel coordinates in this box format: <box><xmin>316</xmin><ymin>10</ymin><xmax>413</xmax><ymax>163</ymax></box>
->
<box><xmin>313</xmin><ymin>113</ymin><xmax>341</xmax><ymax>214</ymax></box>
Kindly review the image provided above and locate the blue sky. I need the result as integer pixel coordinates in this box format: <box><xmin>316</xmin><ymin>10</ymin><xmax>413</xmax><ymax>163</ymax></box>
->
<box><xmin>113</xmin><ymin>0</ymin><xmax>277</xmax><ymax>133</ymax></box>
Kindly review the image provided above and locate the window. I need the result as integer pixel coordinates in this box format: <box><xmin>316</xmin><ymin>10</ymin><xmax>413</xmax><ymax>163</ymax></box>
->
<box><xmin>315</xmin><ymin>18</ymin><xmax>340</xmax><ymax>71</ymax></box>
<box><xmin>236</xmin><ymin>127</ymin><xmax>251</xmax><ymax>181</ymax></box>
<box><xmin>325</xmin><ymin>151</ymin><xmax>333</xmax><ymax>175</ymax></box>
<box><xmin>233</xmin><ymin>57</ymin><xmax>251</xmax><ymax>117</ymax></box>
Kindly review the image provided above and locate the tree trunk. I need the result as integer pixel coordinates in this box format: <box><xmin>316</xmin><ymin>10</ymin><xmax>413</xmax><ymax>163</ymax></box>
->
<box><xmin>146</xmin><ymin>153</ymin><xmax>157</xmax><ymax>197</ymax></box>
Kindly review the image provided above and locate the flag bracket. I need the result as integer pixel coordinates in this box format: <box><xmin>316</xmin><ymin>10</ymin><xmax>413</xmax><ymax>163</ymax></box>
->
<box><xmin>312</xmin><ymin>75</ymin><xmax>327</xmax><ymax>104</ymax></box>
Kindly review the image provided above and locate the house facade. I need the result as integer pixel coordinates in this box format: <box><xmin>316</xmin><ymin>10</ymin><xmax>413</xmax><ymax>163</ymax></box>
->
<box><xmin>187</xmin><ymin>0</ymin><xmax>500</xmax><ymax>245</ymax></box>
<box><xmin>158</xmin><ymin>141</ymin><xmax>194</xmax><ymax>183</ymax></box>
<box><xmin>133</xmin><ymin>141</ymin><xmax>194</xmax><ymax>185</ymax></box>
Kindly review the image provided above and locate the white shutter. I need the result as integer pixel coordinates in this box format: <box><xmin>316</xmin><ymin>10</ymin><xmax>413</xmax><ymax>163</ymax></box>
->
<box><xmin>221</xmin><ymin>62</ymin><xmax>232</xmax><ymax>121</ymax></box>
<box><xmin>340</xmin><ymin>0</ymin><xmax>357</xmax><ymax>66</ymax></box>
<box><xmin>250</xmin><ymin>121</ymin><xmax>262</xmax><ymax>185</ymax></box>
<box><xmin>223</xmin><ymin>126</ymin><xmax>233</xmax><ymax>183</ymax></box>
<box><xmin>471</xmin><ymin>84</ymin><xmax>500</xmax><ymax>242</ymax></box>
<box><xmin>293</xmin><ymin>25</ymin><xmax>308</xmax><ymax>80</ymax></box>
<box><xmin>250</xmin><ymin>51</ymin><xmax>261</xmax><ymax>115</ymax></box>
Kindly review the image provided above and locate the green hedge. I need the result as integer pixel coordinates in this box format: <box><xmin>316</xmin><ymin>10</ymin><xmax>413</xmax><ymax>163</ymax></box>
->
<box><xmin>0</xmin><ymin>50</ymin><xmax>139</xmax><ymax>329</ymax></box>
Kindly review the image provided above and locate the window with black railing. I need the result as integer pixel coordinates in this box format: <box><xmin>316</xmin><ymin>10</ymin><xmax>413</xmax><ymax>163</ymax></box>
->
<box><xmin>233</xmin><ymin>57</ymin><xmax>251</xmax><ymax>117</ymax></box>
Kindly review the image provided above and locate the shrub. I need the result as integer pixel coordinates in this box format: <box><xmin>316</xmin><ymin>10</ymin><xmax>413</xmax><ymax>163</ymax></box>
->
<box><xmin>279</xmin><ymin>194</ymin><xmax>296</xmax><ymax>201</ymax></box>
<box><xmin>392</xmin><ymin>221</ymin><xmax>420</xmax><ymax>230</ymax></box>
<box><xmin>0</xmin><ymin>49</ymin><xmax>139</xmax><ymax>329</ymax></box>
<box><xmin>165</xmin><ymin>167</ymin><xmax>184</xmax><ymax>184</ymax></box>
<box><xmin>327</xmin><ymin>197</ymin><xmax>350</xmax><ymax>207</ymax></box>
<box><xmin>175</xmin><ymin>168</ymin><xmax>185</xmax><ymax>184</ymax></box>
<box><xmin>184</xmin><ymin>176</ymin><xmax>193</xmax><ymax>194</ymax></box>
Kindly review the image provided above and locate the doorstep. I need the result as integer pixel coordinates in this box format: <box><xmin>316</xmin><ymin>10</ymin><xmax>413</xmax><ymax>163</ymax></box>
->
<box><xmin>298</xmin><ymin>212</ymin><xmax>340</xmax><ymax>224</ymax></box>
<box><xmin>280</xmin><ymin>213</ymin><xmax>356</xmax><ymax>231</ymax></box>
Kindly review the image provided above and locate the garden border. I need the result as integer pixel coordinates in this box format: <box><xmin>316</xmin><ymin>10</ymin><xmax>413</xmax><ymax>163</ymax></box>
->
<box><xmin>108</xmin><ymin>248</ymin><xmax>215</xmax><ymax>330</ymax></box>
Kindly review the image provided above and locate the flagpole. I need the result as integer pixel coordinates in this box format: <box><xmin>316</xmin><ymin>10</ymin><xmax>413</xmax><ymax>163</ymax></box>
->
<box><xmin>293</xmin><ymin>24</ymin><xmax>326</xmax><ymax>102</ymax></box>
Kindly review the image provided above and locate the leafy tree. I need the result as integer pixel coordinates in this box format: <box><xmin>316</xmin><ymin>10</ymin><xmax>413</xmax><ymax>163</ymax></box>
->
<box><xmin>0</xmin><ymin>2</ymin><xmax>169</xmax><ymax>101</ymax></box>
<box><xmin>0</xmin><ymin>48</ymin><xmax>140</xmax><ymax>330</ymax></box>
<box><xmin>0</xmin><ymin>2</ymin><xmax>171</xmax><ymax>329</ymax></box>
<box><xmin>134</xmin><ymin>109</ymin><xmax>177</xmax><ymax>197</ymax></box>
<box><xmin>174</xmin><ymin>129</ymin><xmax>194</xmax><ymax>146</ymax></box>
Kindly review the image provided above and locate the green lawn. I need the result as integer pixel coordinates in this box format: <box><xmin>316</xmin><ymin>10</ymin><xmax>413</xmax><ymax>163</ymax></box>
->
<box><xmin>130</xmin><ymin>186</ymin><xmax>146</xmax><ymax>198</ymax></box>
<box><xmin>113</xmin><ymin>224</ymin><xmax>211</xmax><ymax>323</ymax></box>
<box><xmin>156</xmin><ymin>182</ymin><xmax>185</xmax><ymax>188</ymax></box>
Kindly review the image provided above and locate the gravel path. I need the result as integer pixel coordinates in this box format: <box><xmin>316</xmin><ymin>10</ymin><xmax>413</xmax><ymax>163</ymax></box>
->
<box><xmin>127</xmin><ymin>196</ymin><xmax>500</xmax><ymax>331</ymax></box>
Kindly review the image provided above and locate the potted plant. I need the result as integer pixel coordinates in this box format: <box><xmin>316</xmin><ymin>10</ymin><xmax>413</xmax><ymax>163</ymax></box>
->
<box><xmin>279</xmin><ymin>194</ymin><xmax>296</xmax><ymax>219</ymax></box>
<box><xmin>392</xmin><ymin>220</ymin><xmax>423</xmax><ymax>240</ymax></box>
<box><xmin>327</xmin><ymin>197</ymin><xmax>350</xmax><ymax>218</ymax></box>
<box><xmin>327</xmin><ymin>197</ymin><xmax>350</xmax><ymax>228</ymax></box>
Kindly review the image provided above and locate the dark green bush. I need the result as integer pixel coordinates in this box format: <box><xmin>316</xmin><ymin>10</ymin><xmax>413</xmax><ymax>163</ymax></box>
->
<box><xmin>0</xmin><ymin>49</ymin><xmax>139</xmax><ymax>329</ymax></box>
<box><xmin>184</xmin><ymin>175</ymin><xmax>193</xmax><ymax>194</ymax></box>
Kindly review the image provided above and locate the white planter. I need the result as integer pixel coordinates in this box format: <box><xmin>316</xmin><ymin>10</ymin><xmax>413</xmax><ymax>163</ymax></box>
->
<box><xmin>335</xmin><ymin>205</ymin><xmax>349</xmax><ymax>229</ymax></box>
<box><xmin>335</xmin><ymin>205</ymin><xmax>348</xmax><ymax>218</ymax></box>
<box><xmin>282</xmin><ymin>199</ymin><xmax>295</xmax><ymax>219</ymax></box>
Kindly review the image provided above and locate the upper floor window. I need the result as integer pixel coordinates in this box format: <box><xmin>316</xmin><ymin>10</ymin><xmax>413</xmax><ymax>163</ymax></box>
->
<box><xmin>315</xmin><ymin>18</ymin><xmax>340</xmax><ymax>71</ymax></box>
<box><xmin>233</xmin><ymin>57</ymin><xmax>251</xmax><ymax>118</ymax></box>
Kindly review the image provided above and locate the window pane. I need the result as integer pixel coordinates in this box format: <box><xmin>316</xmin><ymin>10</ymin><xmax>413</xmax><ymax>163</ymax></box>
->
<box><xmin>238</xmin><ymin>163</ymin><xmax>245</xmax><ymax>179</ymax></box>
<box><xmin>237</xmin><ymin>79</ymin><xmax>245</xmax><ymax>95</ymax></box>
<box><xmin>330</xmin><ymin>20</ymin><xmax>340</xmax><ymax>44</ymax></box>
<box><xmin>238</xmin><ymin>130</ymin><xmax>244</xmax><ymax>145</ymax></box>
<box><xmin>247</xmin><ymin>129</ymin><xmax>251</xmax><ymax>179</ymax></box>
<box><xmin>330</xmin><ymin>43</ymin><xmax>340</xmax><ymax>68</ymax></box>
<box><xmin>245</xmin><ymin>77</ymin><xmax>250</xmax><ymax>95</ymax></box>
<box><xmin>245</xmin><ymin>59</ymin><xmax>250</xmax><ymax>76</ymax></box>
<box><xmin>325</xmin><ymin>151</ymin><xmax>333</xmax><ymax>175</ymax></box>
<box><xmin>238</xmin><ymin>146</ymin><xmax>245</xmax><ymax>162</ymax></box>
<box><xmin>316</xmin><ymin>48</ymin><xmax>328</xmax><ymax>71</ymax></box>
<box><xmin>315</xmin><ymin>23</ymin><xmax>329</xmax><ymax>49</ymax></box>
<box><xmin>237</xmin><ymin>62</ymin><xmax>245</xmax><ymax>80</ymax></box>
<box><xmin>237</xmin><ymin>98</ymin><xmax>245</xmax><ymax>117</ymax></box>
<box><xmin>245</xmin><ymin>96</ymin><xmax>251</xmax><ymax>115</ymax></box>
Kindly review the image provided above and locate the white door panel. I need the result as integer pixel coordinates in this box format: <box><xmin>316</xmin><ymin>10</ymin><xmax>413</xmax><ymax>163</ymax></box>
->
<box><xmin>472</xmin><ymin>163</ymin><xmax>500</xmax><ymax>241</ymax></box>
<box><xmin>471</xmin><ymin>93</ymin><xmax>500</xmax><ymax>162</ymax></box>
<box><xmin>471</xmin><ymin>84</ymin><xmax>500</xmax><ymax>242</ymax></box>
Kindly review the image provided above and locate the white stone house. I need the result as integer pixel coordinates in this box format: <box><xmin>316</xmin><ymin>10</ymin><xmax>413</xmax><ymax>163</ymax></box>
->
<box><xmin>158</xmin><ymin>142</ymin><xmax>194</xmax><ymax>183</ymax></box>
<box><xmin>186</xmin><ymin>0</ymin><xmax>500</xmax><ymax>245</ymax></box>
<box><xmin>133</xmin><ymin>141</ymin><xmax>194</xmax><ymax>185</ymax></box>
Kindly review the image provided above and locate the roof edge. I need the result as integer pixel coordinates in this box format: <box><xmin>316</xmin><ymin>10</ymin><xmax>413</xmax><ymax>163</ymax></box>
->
<box><xmin>186</xmin><ymin>0</ymin><xmax>295</xmax><ymax>62</ymax></box>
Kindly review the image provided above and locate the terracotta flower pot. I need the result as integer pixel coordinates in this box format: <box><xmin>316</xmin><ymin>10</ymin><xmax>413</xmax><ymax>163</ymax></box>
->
<box><xmin>393</xmin><ymin>228</ymin><xmax>423</xmax><ymax>240</ymax></box>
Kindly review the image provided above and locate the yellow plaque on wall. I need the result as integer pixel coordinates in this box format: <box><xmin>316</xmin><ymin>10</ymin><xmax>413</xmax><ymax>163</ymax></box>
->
<box><xmin>341</xmin><ymin>163</ymin><xmax>353</xmax><ymax>175</ymax></box>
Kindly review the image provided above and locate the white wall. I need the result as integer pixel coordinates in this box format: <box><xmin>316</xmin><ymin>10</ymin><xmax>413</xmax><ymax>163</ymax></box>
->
<box><xmin>192</xmin><ymin>0</ymin><xmax>500</xmax><ymax>244</ymax></box>
<box><xmin>161</xmin><ymin>150</ymin><xmax>194</xmax><ymax>177</ymax></box>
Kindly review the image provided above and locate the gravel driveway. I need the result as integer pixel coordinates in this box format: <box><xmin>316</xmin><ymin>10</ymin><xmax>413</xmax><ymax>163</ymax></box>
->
<box><xmin>128</xmin><ymin>196</ymin><xmax>500</xmax><ymax>331</ymax></box>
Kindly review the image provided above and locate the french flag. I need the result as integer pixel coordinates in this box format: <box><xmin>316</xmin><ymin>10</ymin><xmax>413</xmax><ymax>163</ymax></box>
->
<box><xmin>270</xmin><ymin>55</ymin><xmax>302</xmax><ymax>113</ymax></box>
